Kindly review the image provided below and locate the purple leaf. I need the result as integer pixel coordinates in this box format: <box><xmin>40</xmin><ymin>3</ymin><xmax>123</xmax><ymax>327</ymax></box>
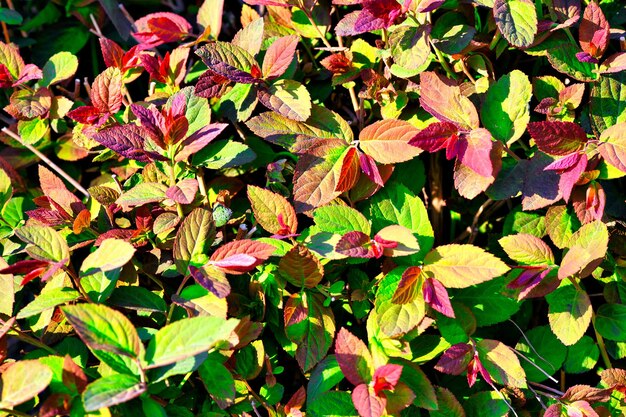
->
<box><xmin>358</xmin><ymin>152</ymin><xmax>384</xmax><ymax>186</ymax></box>
<box><xmin>576</xmin><ymin>51</ymin><xmax>600</xmax><ymax>63</ymax></box>
<box><xmin>527</xmin><ymin>121</ymin><xmax>588</xmax><ymax>156</ymax></box>
<box><xmin>545</xmin><ymin>153</ymin><xmax>587</xmax><ymax>202</ymax></box>
<box><xmin>175</xmin><ymin>123</ymin><xmax>228</xmax><ymax>162</ymax></box>
<box><xmin>188</xmin><ymin>265</ymin><xmax>231</xmax><ymax>298</ymax></box>
<box><xmin>92</xmin><ymin>124</ymin><xmax>150</xmax><ymax>162</ymax></box>
<box><xmin>423</xmin><ymin>278</ymin><xmax>455</xmax><ymax>318</ymax></box>
<box><xmin>335</xmin><ymin>231</ymin><xmax>374</xmax><ymax>258</ymax></box>
<box><xmin>408</xmin><ymin>122</ymin><xmax>459</xmax><ymax>153</ymax></box>
<box><xmin>434</xmin><ymin>343</ymin><xmax>472</xmax><ymax>375</ymax></box>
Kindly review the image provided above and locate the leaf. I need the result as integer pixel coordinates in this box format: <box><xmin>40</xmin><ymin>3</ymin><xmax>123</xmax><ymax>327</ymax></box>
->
<box><xmin>579</xmin><ymin>1</ymin><xmax>609</xmax><ymax>59</ymax></box>
<box><xmin>599</xmin><ymin>122</ymin><xmax>626</xmax><ymax>172</ymax></box>
<box><xmin>173</xmin><ymin>207</ymin><xmax>216</xmax><ymax>275</ymax></box>
<box><xmin>198</xmin><ymin>357</ymin><xmax>236</xmax><ymax>408</ymax></box>
<box><xmin>375</xmin><ymin>225</ymin><xmax>420</xmax><ymax>257</ymax></box>
<box><xmin>177</xmin><ymin>123</ymin><xmax>229</xmax><ymax>162</ymax></box>
<box><xmin>352</xmin><ymin>384</ymin><xmax>385</xmax><ymax>417</ymax></box>
<box><xmin>92</xmin><ymin>124</ymin><xmax>150</xmax><ymax>162</ymax></box>
<box><xmin>80</xmin><ymin>239</ymin><xmax>135</xmax><ymax>275</ymax></box>
<box><xmin>590</xmin><ymin>73</ymin><xmax>626</xmax><ymax>134</ymax></box>
<box><xmin>262</xmin><ymin>35</ymin><xmax>299</xmax><ymax>79</ymax></box>
<box><xmin>108</xmin><ymin>286</ymin><xmax>167</xmax><ymax>313</ymax></box>
<box><xmin>257</xmin><ymin>79</ymin><xmax>312</xmax><ymax>122</ymax></box>
<box><xmin>527</xmin><ymin>121</ymin><xmax>588</xmax><ymax>156</ymax></box>
<box><xmin>419</xmin><ymin>71</ymin><xmax>479</xmax><ymax>130</ymax></box>
<box><xmin>336</xmin><ymin>147</ymin><xmax>361</xmax><ymax>192</ymax></box>
<box><xmin>210</xmin><ymin>239</ymin><xmax>275</xmax><ymax>274</ymax></box>
<box><xmin>389</xmin><ymin>25</ymin><xmax>431</xmax><ymax>78</ymax></box>
<box><xmin>247</xmin><ymin>185</ymin><xmax>297</xmax><ymax>235</ymax></box>
<box><xmin>476</xmin><ymin>339</ymin><xmax>527</xmax><ymax>388</ymax></box>
<box><xmin>62</xmin><ymin>303</ymin><xmax>142</xmax><ymax>357</ymax></box>
<box><xmin>195</xmin><ymin>41</ymin><xmax>259</xmax><ymax>83</ymax></box>
<box><xmin>481</xmin><ymin>70</ymin><xmax>531</xmax><ymax>144</ymax></box>
<box><xmin>144</xmin><ymin>316</ymin><xmax>238</xmax><ymax>368</ymax></box>
<box><xmin>563</xmin><ymin>336</ymin><xmax>599</xmax><ymax>374</ymax></box>
<box><xmin>454</xmin><ymin>276</ymin><xmax>521</xmax><ymax>326</ymax></box>
<box><xmin>493</xmin><ymin>0</ymin><xmax>537</xmax><ymax>48</ymax></box>
<box><xmin>0</xmin><ymin>360</ymin><xmax>53</xmax><ymax>409</ymax></box>
<box><xmin>547</xmin><ymin>42</ymin><xmax>598</xmax><ymax>82</ymax></box>
<box><xmin>0</xmin><ymin>8</ymin><xmax>22</xmax><ymax>25</ymax></box>
<box><xmin>197</xmin><ymin>0</ymin><xmax>224</xmax><ymax>38</ymax></box>
<box><xmin>558</xmin><ymin>221</ymin><xmax>608</xmax><ymax>279</ymax></box>
<box><xmin>17</xmin><ymin>287</ymin><xmax>80</xmax><ymax>319</ymax></box>
<box><xmin>546</xmin><ymin>281</ymin><xmax>592</xmax><ymax>346</ymax></box>
<box><xmin>335</xmin><ymin>231</ymin><xmax>373</xmax><ymax>258</ymax></box>
<box><xmin>423</xmin><ymin>244</ymin><xmax>510</xmax><ymax>288</ymax></box>
<box><xmin>133</xmin><ymin>12</ymin><xmax>192</xmax><ymax>45</ymax></box>
<box><xmin>358</xmin><ymin>119</ymin><xmax>421</xmax><ymax>164</ymax></box>
<box><xmin>515</xmin><ymin>325</ymin><xmax>567</xmax><ymax>382</ymax></box>
<box><xmin>284</xmin><ymin>291</ymin><xmax>335</xmax><ymax>371</ymax></box>
<box><xmin>15</xmin><ymin>225</ymin><xmax>69</xmax><ymax>263</ymax></box>
<box><xmin>0</xmin><ymin>41</ymin><xmax>23</xmax><ymax>78</ymax></box>
<box><xmin>499</xmin><ymin>234</ymin><xmax>554</xmax><ymax>265</ymax></box>
<box><xmin>434</xmin><ymin>343</ymin><xmax>473</xmax><ymax>375</ymax></box>
<box><xmin>392</xmin><ymin>266</ymin><xmax>423</xmax><ymax>304</ymax></box>
<box><xmin>166</xmin><ymin>178</ymin><xmax>198</xmax><ymax>204</ymax></box>
<box><xmin>82</xmin><ymin>374</ymin><xmax>145</xmax><ymax>412</ymax></box>
<box><xmin>595</xmin><ymin>304</ymin><xmax>626</xmax><ymax>341</ymax></box>
<box><xmin>191</xmin><ymin>140</ymin><xmax>256</xmax><ymax>168</ymax></box>
<box><xmin>375</xmin><ymin>267</ymin><xmax>426</xmax><ymax>337</ymax></box>
<box><xmin>232</xmin><ymin>17</ymin><xmax>264</xmax><ymax>55</ymax></box>
<box><xmin>314</xmin><ymin>205</ymin><xmax>371</xmax><ymax>235</ymax></box>
<box><xmin>246</xmin><ymin>105</ymin><xmax>353</xmax><ymax>149</ymax></box>
<box><xmin>41</xmin><ymin>52</ymin><xmax>78</xmax><ymax>87</ymax></box>
<box><xmin>545</xmin><ymin>205</ymin><xmax>581</xmax><ymax>249</ymax></box>
<box><xmin>334</xmin><ymin>327</ymin><xmax>374</xmax><ymax>386</ymax></box>
<box><xmin>278</xmin><ymin>244</ymin><xmax>324</xmax><ymax>288</ymax></box>
<box><xmin>91</xmin><ymin>67</ymin><xmax>123</xmax><ymax>113</ymax></box>
<box><xmin>115</xmin><ymin>182</ymin><xmax>168</xmax><ymax>212</ymax></box>
<box><xmin>293</xmin><ymin>140</ymin><xmax>349</xmax><ymax>213</ymax></box>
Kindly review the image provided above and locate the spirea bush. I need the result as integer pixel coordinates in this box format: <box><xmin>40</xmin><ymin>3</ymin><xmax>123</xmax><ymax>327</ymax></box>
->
<box><xmin>0</xmin><ymin>0</ymin><xmax>625</xmax><ymax>416</ymax></box>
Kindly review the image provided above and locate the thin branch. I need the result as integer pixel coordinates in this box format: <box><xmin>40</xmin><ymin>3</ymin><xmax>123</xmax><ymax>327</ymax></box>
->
<box><xmin>1</xmin><ymin>128</ymin><xmax>90</xmax><ymax>197</ymax></box>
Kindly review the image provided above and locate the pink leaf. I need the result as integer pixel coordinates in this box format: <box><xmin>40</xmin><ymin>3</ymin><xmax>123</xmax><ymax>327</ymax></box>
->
<box><xmin>166</xmin><ymin>179</ymin><xmax>198</xmax><ymax>204</ymax></box>
<box><xmin>458</xmin><ymin>128</ymin><xmax>494</xmax><ymax>177</ymax></box>
<box><xmin>408</xmin><ymin>121</ymin><xmax>459</xmax><ymax>152</ymax></box>
<box><xmin>262</xmin><ymin>35</ymin><xmax>299</xmax><ymax>79</ymax></box>
<box><xmin>352</xmin><ymin>384</ymin><xmax>386</xmax><ymax>417</ymax></box>
<box><xmin>188</xmin><ymin>264</ymin><xmax>231</xmax><ymax>298</ymax></box>
<box><xmin>372</xmin><ymin>364</ymin><xmax>403</xmax><ymax>394</ymax></box>
<box><xmin>211</xmin><ymin>254</ymin><xmax>258</xmax><ymax>269</ymax></box>
<box><xmin>579</xmin><ymin>1</ymin><xmax>609</xmax><ymax>59</ymax></box>
<box><xmin>175</xmin><ymin>123</ymin><xmax>229</xmax><ymax>162</ymax></box>
<box><xmin>418</xmin><ymin>72</ymin><xmax>479</xmax><ymax>130</ymax></box>
<box><xmin>545</xmin><ymin>153</ymin><xmax>587</xmax><ymax>202</ymax></box>
<box><xmin>92</xmin><ymin>124</ymin><xmax>150</xmax><ymax>162</ymax></box>
<box><xmin>423</xmin><ymin>278</ymin><xmax>455</xmax><ymax>318</ymax></box>
<box><xmin>210</xmin><ymin>239</ymin><xmax>275</xmax><ymax>274</ymax></box>
<box><xmin>358</xmin><ymin>153</ymin><xmax>384</xmax><ymax>186</ymax></box>
<box><xmin>133</xmin><ymin>12</ymin><xmax>192</xmax><ymax>46</ymax></box>
<box><xmin>335</xmin><ymin>231</ymin><xmax>375</xmax><ymax>258</ymax></box>
<box><xmin>335</xmin><ymin>327</ymin><xmax>374</xmax><ymax>386</ymax></box>
<box><xmin>434</xmin><ymin>343</ymin><xmax>472</xmax><ymax>375</ymax></box>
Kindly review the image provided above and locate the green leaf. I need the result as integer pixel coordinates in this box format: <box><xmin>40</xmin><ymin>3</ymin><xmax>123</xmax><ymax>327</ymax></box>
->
<box><xmin>115</xmin><ymin>182</ymin><xmax>168</xmax><ymax>212</ymax></box>
<box><xmin>258</xmin><ymin>79</ymin><xmax>312</xmax><ymax>122</ymax></box>
<box><xmin>0</xmin><ymin>168</ymin><xmax>11</xmax><ymax>209</ymax></box>
<box><xmin>197</xmin><ymin>0</ymin><xmax>223</xmax><ymax>38</ymax></box>
<box><xmin>79</xmin><ymin>239</ymin><xmax>135</xmax><ymax>303</ymax></box>
<box><xmin>595</xmin><ymin>304</ymin><xmax>626</xmax><ymax>341</ymax></box>
<box><xmin>62</xmin><ymin>303</ymin><xmax>142</xmax><ymax>357</ymax></box>
<box><xmin>15</xmin><ymin>225</ymin><xmax>69</xmax><ymax>263</ymax></box>
<box><xmin>499</xmin><ymin>233</ymin><xmax>554</xmax><ymax>265</ymax></box>
<box><xmin>392</xmin><ymin>359</ymin><xmax>438</xmax><ymax>410</ymax></box>
<box><xmin>515</xmin><ymin>325</ymin><xmax>566</xmax><ymax>382</ymax></box>
<box><xmin>545</xmin><ymin>205</ymin><xmax>580</xmax><ymax>249</ymax></box>
<box><xmin>389</xmin><ymin>25</ymin><xmax>431</xmax><ymax>78</ymax></box>
<box><xmin>247</xmin><ymin>185</ymin><xmax>297</xmax><ymax>235</ymax></box>
<box><xmin>82</xmin><ymin>374</ymin><xmax>145</xmax><ymax>412</ymax></box>
<box><xmin>558</xmin><ymin>221</ymin><xmax>608</xmax><ymax>279</ymax></box>
<box><xmin>503</xmin><ymin>207</ymin><xmax>547</xmax><ymax>237</ymax></box>
<box><xmin>17</xmin><ymin>118</ymin><xmax>48</xmax><ymax>145</ymax></box>
<box><xmin>308</xmin><ymin>391</ymin><xmax>358</xmax><ymax>417</ymax></box>
<box><xmin>423</xmin><ymin>244</ymin><xmax>510</xmax><ymax>288</ymax></box>
<box><xmin>313</xmin><ymin>205</ymin><xmax>371</xmax><ymax>235</ymax></box>
<box><xmin>0</xmin><ymin>8</ymin><xmax>22</xmax><ymax>25</ymax></box>
<box><xmin>366</xmin><ymin>182</ymin><xmax>434</xmax><ymax>261</ymax></box>
<box><xmin>173</xmin><ymin>207</ymin><xmax>216</xmax><ymax>275</ymax></box>
<box><xmin>452</xmin><ymin>277</ymin><xmax>520</xmax><ymax>326</ymax></box>
<box><xmin>493</xmin><ymin>0</ymin><xmax>537</xmax><ymax>48</ymax></box>
<box><xmin>284</xmin><ymin>291</ymin><xmax>335</xmax><ymax>372</ymax></box>
<box><xmin>198</xmin><ymin>356</ymin><xmax>235</xmax><ymax>408</ymax></box>
<box><xmin>0</xmin><ymin>360</ymin><xmax>52</xmax><ymax>409</ymax></box>
<box><xmin>564</xmin><ymin>335</ymin><xmax>599</xmax><ymax>374</ymax></box>
<box><xmin>431</xmin><ymin>387</ymin><xmax>465</xmax><ymax>417</ymax></box>
<box><xmin>108</xmin><ymin>286</ymin><xmax>167</xmax><ymax>313</ymax></box>
<box><xmin>590</xmin><ymin>73</ymin><xmax>626</xmax><ymax>134</ymax></box>
<box><xmin>476</xmin><ymin>339</ymin><xmax>527</xmax><ymax>388</ymax></box>
<box><xmin>546</xmin><ymin>281</ymin><xmax>592</xmax><ymax>346</ymax></box>
<box><xmin>41</xmin><ymin>51</ymin><xmax>78</xmax><ymax>87</ymax></box>
<box><xmin>466</xmin><ymin>391</ymin><xmax>509</xmax><ymax>417</ymax></box>
<box><xmin>17</xmin><ymin>287</ymin><xmax>80</xmax><ymax>319</ymax></box>
<box><xmin>195</xmin><ymin>41</ymin><xmax>258</xmax><ymax>80</ymax></box>
<box><xmin>307</xmin><ymin>355</ymin><xmax>345</xmax><ymax>403</ymax></box>
<box><xmin>192</xmin><ymin>140</ymin><xmax>256</xmax><ymax>169</ymax></box>
<box><xmin>547</xmin><ymin>42</ymin><xmax>598</xmax><ymax>82</ymax></box>
<box><xmin>144</xmin><ymin>316</ymin><xmax>238</xmax><ymax>368</ymax></box>
<box><xmin>481</xmin><ymin>70</ymin><xmax>532</xmax><ymax>145</ymax></box>
<box><xmin>375</xmin><ymin>267</ymin><xmax>426</xmax><ymax>337</ymax></box>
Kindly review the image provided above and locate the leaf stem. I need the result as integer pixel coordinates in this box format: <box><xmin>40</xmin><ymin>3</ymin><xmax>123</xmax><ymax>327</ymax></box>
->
<box><xmin>166</xmin><ymin>274</ymin><xmax>191</xmax><ymax>325</ymax></box>
<box><xmin>430</xmin><ymin>41</ymin><xmax>457</xmax><ymax>80</ymax></box>
<box><xmin>2</xmin><ymin>128</ymin><xmax>90</xmax><ymax>198</ymax></box>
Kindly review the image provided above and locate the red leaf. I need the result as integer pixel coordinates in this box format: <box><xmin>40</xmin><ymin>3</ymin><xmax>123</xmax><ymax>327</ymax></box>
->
<box><xmin>133</xmin><ymin>12</ymin><xmax>192</xmax><ymax>46</ymax></box>
<box><xmin>579</xmin><ymin>1</ymin><xmax>609</xmax><ymax>59</ymax></box>
<box><xmin>14</xmin><ymin>64</ymin><xmax>42</xmax><ymax>86</ymax></box>
<box><xmin>335</xmin><ymin>147</ymin><xmax>360</xmax><ymax>193</ymax></box>
<box><xmin>372</xmin><ymin>364</ymin><xmax>403</xmax><ymax>394</ymax></box>
<box><xmin>0</xmin><ymin>259</ymin><xmax>49</xmax><ymax>275</ymax></box>
<box><xmin>262</xmin><ymin>35</ymin><xmax>299</xmax><ymax>79</ymax></box>
<box><xmin>130</xmin><ymin>103</ymin><xmax>165</xmax><ymax>145</ymax></box>
<box><xmin>527</xmin><ymin>121</ymin><xmax>588</xmax><ymax>156</ymax></box>
<box><xmin>545</xmin><ymin>152</ymin><xmax>587</xmax><ymax>202</ymax></box>
<box><xmin>39</xmin><ymin>165</ymin><xmax>83</xmax><ymax>216</ymax></box>
<box><xmin>90</xmin><ymin>67</ymin><xmax>123</xmax><ymax>114</ymax></box>
<box><xmin>335</xmin><ymin>327</ymin><xmax>374</xmax><ymax>386</ymax></box>
<box><xmin>423</xmin><ymin>277</ymin><xmax>455</xmax><ymax>318</ymax></box>
<box><xmin>67</xmin><ymin>106</ymin><xmax>108</xmax><ymax>126</ymax></box>
<box><xmin>210</xmin><ymin>239</ymin><xmax>275</xmax><ymax>274</ymax></box>
<box><xmin>408</xmin><ymin>121</ymin><xmax>459</xmax><ymax>153</ymax></box>
<box><xmin>458</xmin><ymin>128</ymin><xmax>494</xmax><ymax>177</ymax></box>
<box><xmin>335</xmin><ymin>231</ymin><xmax>375</xmax><ymax>258</ymax></box>
<box><xmin>352</xmin><ymin>384</ymin><xmax>386</xmax><ymax>417</ymax></box>
<box><xmin>358</xmin><ymin>153</ymin><xmax>384</xmax><ymax>187</ymax></box>
<box><xmin>434</xmin><ymin>343</ymin><xmax>472</xmax><ymax>376</ymax></box>
<box><xmin>392</xmin><ymin>266</ymin><xmax>423</xmax><ymax>304</ymax></box>
<box><xmin>92</xmin><ymin>124</ymin><xmax>150</xmax><ymax>162</ymax></box>
<box><xmin>195</xmin><ymin>70</ymin><xmax>230</xmax><ymax>99</ymax></box>
<box><xmin>100</xmin><ymin>38</ymin><xmax>125</xmax><ymax>69</ymax></box>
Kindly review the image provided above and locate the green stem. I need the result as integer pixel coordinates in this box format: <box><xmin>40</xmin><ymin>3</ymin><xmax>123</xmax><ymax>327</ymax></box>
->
<box><xmin>431</xmin><ymin>41</ymin><xmax>457</xmax><ymax>80</ymax></box>
<box><xmin>166</xmin><ymin>274</ymin><xmax>191</xmax><ymax>325</ymax></box>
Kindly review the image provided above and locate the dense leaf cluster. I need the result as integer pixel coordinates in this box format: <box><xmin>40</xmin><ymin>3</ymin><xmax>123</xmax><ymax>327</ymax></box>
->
<box><xmin>0</xmin><ymin>0</ymin><xmax>625</xmax><ymax>416</ymax></box>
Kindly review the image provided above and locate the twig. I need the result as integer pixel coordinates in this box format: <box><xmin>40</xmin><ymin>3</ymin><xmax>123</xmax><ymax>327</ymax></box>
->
<box><xmin>528</xmin><ymin>381</ymin><xmax>564</xmax><ymax>398</ymax></box>
<box><xmin>89</xmin><ymin>13</ymin><xmax>104</xmax><ymax>38</ymax></box>
<box><xmin>1</xmin><ymin>128</ymin><xmax>90</xmax><ymax>197</ymax></box>
<box><xmin>118</xmin><ymin>4</ymin><xmax>137</xmax><ymax>31</ymax></box>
